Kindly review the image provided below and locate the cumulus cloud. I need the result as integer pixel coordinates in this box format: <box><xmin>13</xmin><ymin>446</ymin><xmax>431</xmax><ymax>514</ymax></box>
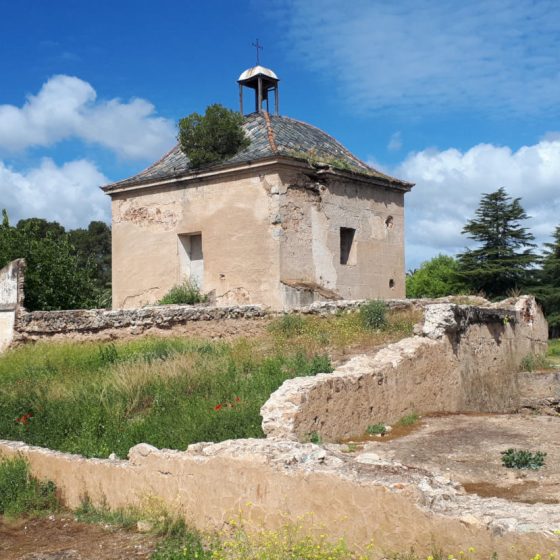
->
<box><xmin>0</xmin><ymin>75</ymin><xmax>176</xmax><ymax>160</ymax></box>
<box><xmin>0</xmin><ymin>158</ymin><xmax>110</xmax><ymax>229</ymax></box>
<box><xmin>396</xmin><ymin>138</ymin><xmax>560</xmax><ymax>269</ymax></box>
<box><xmin>274</xmin><ymin>0</ymin><xmax>560</xmax><ymax>116</ymax></box>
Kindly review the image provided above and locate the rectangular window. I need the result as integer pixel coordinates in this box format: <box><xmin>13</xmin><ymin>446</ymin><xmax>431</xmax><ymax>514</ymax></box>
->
<box><xmin>340</xmin><ymin>227</ymin><xmax>356</xmax><ymax>265</ymax></box>
<box><xmin>178</xmin><ymin>233</ymin><xmax>204</xmax><ymax>288</ymax></box>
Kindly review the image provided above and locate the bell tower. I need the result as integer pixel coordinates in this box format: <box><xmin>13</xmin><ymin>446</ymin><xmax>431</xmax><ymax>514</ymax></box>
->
<box><xmin>238</xmin><ymin>40</ymin><xmax>279</xmax><ymax>115</ymax></box>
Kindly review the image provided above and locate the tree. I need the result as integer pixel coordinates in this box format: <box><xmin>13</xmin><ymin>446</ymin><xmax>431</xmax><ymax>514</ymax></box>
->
<box><xmin>457</xmin><ymin>188</ymin><xmax>537</xmax><ymax>298</ymax></box>
<box><xmin>178</xmin><ymin>104</ymin><xmax>250</xmax><ymax>168</ymax></box>
<box><xmin>67</xmin><ymin>221</ymin><xmax>112</xmax><ymax>290</ymax></box>
<box><xmin>0</xmin><ymin>212</ymin><xmax>111</xmax><ymax>311</ymax></box>
<box><xmin>531</xmin><ymin>225</ymin><xmax>560</xmax><ymax>337</ymax></box>
<box><xmin>406</xmin><ymin>254</ymin><xmax>468</xmax><ymax>298</ymax></box>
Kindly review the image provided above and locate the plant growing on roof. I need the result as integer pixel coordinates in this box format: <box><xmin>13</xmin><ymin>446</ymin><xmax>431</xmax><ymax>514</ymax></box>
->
<box><xmin>178</xmin><ymin>104</ymin><xmax>250</xmax><ymax>169</ymax></box>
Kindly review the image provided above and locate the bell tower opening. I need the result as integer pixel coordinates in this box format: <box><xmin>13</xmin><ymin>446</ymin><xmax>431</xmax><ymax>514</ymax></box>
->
<box><xmin>238</xmin><ymin>40</ymin><xmax>280</xmax><ymax>115</ymax></box>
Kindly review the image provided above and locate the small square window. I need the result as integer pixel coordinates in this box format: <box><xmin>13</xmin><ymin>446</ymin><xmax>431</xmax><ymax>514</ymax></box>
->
<box><xmin>340</xmin><ymin>227</ymin><xmax>356</xmax><ymax>265</ymax></box>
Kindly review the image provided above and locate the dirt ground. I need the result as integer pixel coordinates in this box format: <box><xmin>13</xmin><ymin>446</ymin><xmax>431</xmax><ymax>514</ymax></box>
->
<box><xmin>359</xmin><ymin>413</ymin><xmax>560</xmax><ymax>504</ymax></box>
<box><xmin>0</xmin><ymin>515</ymin><xmax>159</xmax><ymax>560</ymax></box>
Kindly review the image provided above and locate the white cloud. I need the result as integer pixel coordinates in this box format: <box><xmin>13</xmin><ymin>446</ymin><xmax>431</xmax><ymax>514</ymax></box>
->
<box><xmin>274</xmin><ymin>0</ymin><xmax>560</xmax><ymax>116</ymax></box>
<box><xmin>0</xmin><ymin>75</ymin><xmax>176</xmax><ymax>160</ymax></box>
<box><xmin>396</xmin><ymin>137</ymin><xmax>560</xmax><ymax>269</ymax></box>
<box><xmin>387</xmin><ymin>131</ymin><xmax>402</xmax><ymax>152</ymax></box>
<box><xmin>0</xmin><ymin>158</ymin><xmax>110</xmax><ymax>229</ymax></box>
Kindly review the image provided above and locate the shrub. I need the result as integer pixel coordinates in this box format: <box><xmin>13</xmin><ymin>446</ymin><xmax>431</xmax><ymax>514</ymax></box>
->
<box><xmin>366</xmin><ymin>423</ymin><xmax>387</xmax><ymax>435</ymax></box>
<box><xmin>0</xmin><ymin>455</ymin><xmax>58</xmax><ymax>517</ymax></box>
<box><xmin>501</xmin><ymin>448</ymin><xmax>546</xmax><ymax>470</ymax></box>
<box><xmin>360</xmin><ymin>300</ymin><xmax>387</xmax><ymax>330</ymax></box>
<box><xmin>158</xmin><ymin>279</ymin><xmax>207</xmax><ymax>305</ymax></box>
<box><xmin>397</xmin><ymin>413</ymin><xmax>419</xmax><ymax>427</ymax></box>
<box><xmin>178</xmin><ymin>104</ymin><xmax>250</xmax><ymax>169</ymax></box>
<box><xmin>520</xmin><ymin>352</ymin><xmax>549</xmax><ymax>372</ymax></box>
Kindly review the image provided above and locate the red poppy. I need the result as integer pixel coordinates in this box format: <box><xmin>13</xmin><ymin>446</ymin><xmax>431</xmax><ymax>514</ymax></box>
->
<box><xmin>235</xmin><ymin>397</ymin><xmax>241</xmax><ymax>402</ymax></box>
<box><xmin>214</xmin><ymin>404</ymin><xmax>222</xmax><ymax>411</ymax></box>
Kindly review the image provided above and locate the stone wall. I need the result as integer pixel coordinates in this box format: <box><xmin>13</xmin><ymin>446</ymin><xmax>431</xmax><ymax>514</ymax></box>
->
<box><xmin>0</xmin><ymin>438</ymin><xmax>558</xmax><ymax>557</ymax></box>
<box><xmin>13</xmin><ymin>304</ymin><xmax>267</xmax><ymax>344</ymax></box>
<box><xmin>261</xmin><ymin>296</ymin><xmax>548</xmax><ymax>441</ymax></box>
<box><xmin>0</xmin><ymin>259</ymin><xmax>25</xmax><ymax>351</ymax></box>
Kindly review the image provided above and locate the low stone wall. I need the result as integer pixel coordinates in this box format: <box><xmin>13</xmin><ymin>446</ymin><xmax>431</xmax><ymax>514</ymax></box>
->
<box><xmin>261</xmin><ymin>296</ymin><xmax>548</xmax><ymax>442</ymax></box>
<box><xmin>0</xmin><ymin>438</ymin><xmax>558</xmax><ymax>557</ymax></box>
<box><xmin>13</xmin><ymin>304</ymin><xmax>268</xmax><ymax>344</ymax></box>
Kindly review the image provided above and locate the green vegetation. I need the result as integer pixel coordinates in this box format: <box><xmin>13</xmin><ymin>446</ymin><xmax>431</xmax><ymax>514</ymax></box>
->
<box><xmin>0</xmin><ymin>455</ymin><xmax>58</xmax><ymax>518</ymax></box>
<box><xmin>366</xmin><ymin>423</ymin><xmax>387</xmax><ymax>435</ymax></box>
<box><xmin>520</xmin><ymin>352</ymin><xmax>549</xmax><ymax>372</ymax></box>
<box><xmin>158</xmin><ymin>278</ymin><xmax>207</xmax><ymax>305</ymax></box>
<box><xmin>178</xmin><ymin>104</ymin><xmax>250</xmax><ymax>169</ymax></box>
<box><xmin>406</xmin><ymin>254</ymin><xmax>468</xmax><ymax>298</ymax></box>
<box><xmin>0</xmin><ymin>211</ymin><xmax>111</xmax><ymax>310</ymax></box>
<box><xmin>359</xmin><ymin>299</ymin><xmax>387</xmax><ymax>330</ymax></box>
<box><xmin>531</xmin><ymin>225</ymin><xmax>560</xmax><ymax>338</ymax></box>
<box><xmin>0</xmin><ymin>308</ymin><xmax>418</xmax><ymax>459</ymax></box>
<box><xmin>397</xmin><ymin>412</ymin><xmax>420</xmax><ymax>427</ymax></box>
<box><xmin>457</xmin><ymin>187</ymin><xmax>537</xmax><ymax>298</ymax></box>
<box><xmin>501</xmin><ymin>448</ymin><xmax>546</xmax><ymax>470</ymax></box>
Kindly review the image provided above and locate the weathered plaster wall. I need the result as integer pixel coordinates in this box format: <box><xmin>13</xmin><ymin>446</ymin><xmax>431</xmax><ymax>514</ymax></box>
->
<box><xmin>111</xmin><ymin>168</ymin><xmax>284</xmax><ymax>309</ymax></box>
<box><xmin>110</xmin><ymin>162</ymin><xmax>408</xmax><ymax>311</ymax></box>
<box><xmin>278</xmin><ymin>169</ymin><xmax>406</xmax><ymax>305</ymax></box>
<box><xmin>0</xmin><ymin>259</ymin><xmax>25</xmax><ymax>351</ymax></box>
<box><xmin>0</xmin><ymin>438</ymin><xmax>558</xmax><ymax>557</ymax></box>
<box><xmin>261</xmin><ymin>297</ymin><xmax>548</xmax><ymax>441</ymax></box>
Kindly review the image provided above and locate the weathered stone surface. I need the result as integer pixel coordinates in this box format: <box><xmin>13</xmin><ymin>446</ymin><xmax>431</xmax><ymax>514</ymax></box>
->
<box><xmin>1</xmin><ymin>437</ymin><xmax>559</xmax><ymax>557</ymax></box>
<box><xmin>261</xmin><ymin>296</ymin><xmax>548</xmax><ymax>442</ymax></box>
<box><xmin>12</xmin><ymin>304</ymin><xmax>267</xmax><ymax>344</ymax></box>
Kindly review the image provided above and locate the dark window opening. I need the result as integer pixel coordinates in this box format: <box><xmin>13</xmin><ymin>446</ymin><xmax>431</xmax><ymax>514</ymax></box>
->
<box><xmin>385</xmin><ymin>216</ymin><xmax>394</xmax><ymax>229</ymax></box>
<box><xmin>389</xmin><ymin>278</ymin><xmax>395</xmax><ymax>289</ymax></box>
<box><xmin>340</xmin><ymin>227</ymin><xmax>356</xmax><ymax>265</ymax></box>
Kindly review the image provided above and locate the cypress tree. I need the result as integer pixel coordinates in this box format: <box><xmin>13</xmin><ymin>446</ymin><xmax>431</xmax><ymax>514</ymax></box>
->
<box><xmin>457</xmin><ymin>187</ymin><xmax>537</xmax><ymax>298</ymax></box>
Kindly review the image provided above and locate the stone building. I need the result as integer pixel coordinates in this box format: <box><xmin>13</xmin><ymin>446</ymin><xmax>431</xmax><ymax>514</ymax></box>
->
<box><xmin>102</xmin><ymin>66</ymin><xmax>414</xmax><ymax>309</ymax></box>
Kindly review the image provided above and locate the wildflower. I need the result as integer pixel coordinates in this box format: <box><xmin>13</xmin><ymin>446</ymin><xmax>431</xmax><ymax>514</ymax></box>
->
<box><xmin>214</xmin><ymin>404</ymin><xmax>222</xmax><ymax>411</ymax></box>
<box><xmin>468</xmin><ymin>548</ymin><xmax>476</xmax><ymax>554</ymax></box>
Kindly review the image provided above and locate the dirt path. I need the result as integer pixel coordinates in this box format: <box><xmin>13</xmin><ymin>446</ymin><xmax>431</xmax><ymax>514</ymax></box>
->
<box><xmin>358</xmin><ymin>413</ymin><xmax>560</xmax><ymax>504</ymax></box>
<box><xmin>0</xmin><ymin>515</ymin><xmax>159</xmax><ymax>560</ymax></box>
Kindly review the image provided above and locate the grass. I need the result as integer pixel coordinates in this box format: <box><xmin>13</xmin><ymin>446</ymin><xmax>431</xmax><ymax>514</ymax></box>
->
<box><xmin>0</xmin><ymin>455</ymin><xmax>59</xmax><ymax>518</ymax></box>
<box><xmin>520</xmin><ymin>340</ymin><xmax>560</xmax><ymax>372</ymax></box>
<box><xmin>547</xmin><ymin>338</ymin><xmax>560</xmax><ymax>369</ymax></box>
<box><xmin>397</xmin><ymin>412</ymin><xmax>420</xmax><ymax>427</ymax></box>
<box><xmin>366</xmin><ymin>423</ymin><xmax>387</xmax><ymax>435</ymax></box>
<box><xmin>0</xmin><ymin>308</ymin><xmax>420</xmax><ymax>459</ymax></box>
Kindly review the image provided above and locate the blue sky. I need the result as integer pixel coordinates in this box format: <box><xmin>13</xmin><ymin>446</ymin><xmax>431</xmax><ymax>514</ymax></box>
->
<box><xmin>1</xmin><ymin>0</ymin><xmax>559</xmax><ymax>269</ymax></box>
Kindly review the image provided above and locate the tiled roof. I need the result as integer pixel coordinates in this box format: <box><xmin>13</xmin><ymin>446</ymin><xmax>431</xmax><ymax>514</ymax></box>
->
<box><xmin>103</xmin><ymin>113</ymin><xmax>412</xmax><ymax>192</ymax></box>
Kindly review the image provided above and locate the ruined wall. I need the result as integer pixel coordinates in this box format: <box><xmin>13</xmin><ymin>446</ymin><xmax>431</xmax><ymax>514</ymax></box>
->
<box><xmin>0</xmin><ymin>259</ymin><xmax>25</xmax><ymax>351</ymax></box>
<box><xmin>278</xmin><ymin>168</ymin><xmax>406</xmax><ymax>306</ymax></box>
<box><xmin>261</xmin><ymin>296</ymin><xmax>548</xmax><ymax>441</ymax></box>
<box><xmin>111</xmin><ymin>168</ymin><xmax>284</xmax><ymax>309</ymax></box>
<box><xmin>13</xmin><ymin>304</ymin><xmax>267</xmax><ymax>344</ymax></box>
<box><xmin>0</xmin><ymin>438</ymin><xmax>558</xmax><ymax>557</ymax></box>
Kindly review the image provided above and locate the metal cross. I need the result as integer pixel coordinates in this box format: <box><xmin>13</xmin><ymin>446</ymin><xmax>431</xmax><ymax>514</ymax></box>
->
<box><xmin>252</xmin><ymin>39</ymin><xmax>263</xmax><ymax>65</ymax></box>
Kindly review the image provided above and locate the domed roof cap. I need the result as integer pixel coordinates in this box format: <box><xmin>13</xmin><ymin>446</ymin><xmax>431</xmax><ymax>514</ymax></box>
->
<box><xmin>238</xmin><ymin>65</ymin><xmax>279</xmax><ymax>82</ymax></box>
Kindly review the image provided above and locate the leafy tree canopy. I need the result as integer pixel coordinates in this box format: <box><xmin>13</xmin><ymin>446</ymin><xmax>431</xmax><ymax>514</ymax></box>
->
<box><xmin>178</xmin><ymin>104</ymin><xmax>250</xmax><ymax>169</ymax></box>
<box><xmin>457</xmin><ymin>187</ymin><xmax>537</xmax><ymax>298</ymax></box>
<box><xmin>530</xmin><ymin>225</ymin><xmax>560</xmax><ymax>337</ymax></box>
<box><xmin>0</xmin><ymin>212</ymin><xmax>111</xmax><ymax>311</ymax></box>
<box><xmin>406</xmin><ymin>254</ymin><xmax>468</xmax><ymax>298</ymax></box>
